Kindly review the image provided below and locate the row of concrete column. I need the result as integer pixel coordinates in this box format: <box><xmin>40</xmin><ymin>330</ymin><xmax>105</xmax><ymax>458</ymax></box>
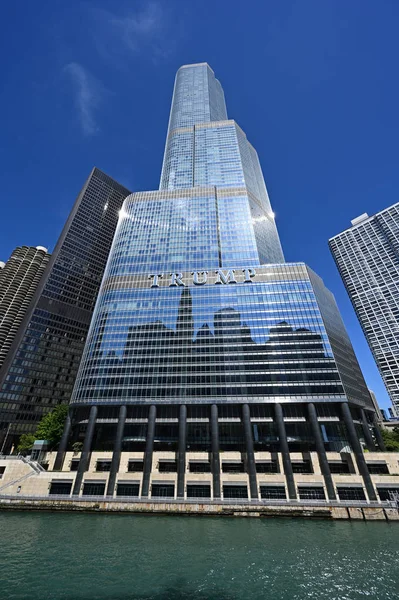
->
<box><xmin>55</xmin><ymin>403</ymin><xmax>385</xmax><ymax>501</ymax></box>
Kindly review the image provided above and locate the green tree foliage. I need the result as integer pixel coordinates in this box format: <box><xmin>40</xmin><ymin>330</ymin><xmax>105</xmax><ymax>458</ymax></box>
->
<box><xmin>381</xmin><ymin>426</ymin><xmax>399</xmax><ymax>451</ymax></box>
<box><xmin>35</xmin><ymin>404</ymin><xmax>68</xmax><ymax>448</ymax></box>
<box><xmin>16</xmin><ymin>404</ymin><xmax>68</xmax><ymax>454</ymax></box>
<box><xmin>16</xmin><ymin>433</ymin><xmax>36</xmax><ymax>454</ymax></box>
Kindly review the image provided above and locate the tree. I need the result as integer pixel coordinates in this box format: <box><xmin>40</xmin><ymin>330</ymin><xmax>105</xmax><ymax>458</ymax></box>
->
<box><xmin>35</xmin><ymin>404</ymin><xmax>68</xmax><ymax>449</ymax></box>
<box><xmin>380</xmin><ymin>426</ymin><xmax>399</xmax><ymax>451</ymax></box>
<box><xmin>17</xmin><ymin>433</ymin><xmax>36</xmax><ymax>455</ymax></box>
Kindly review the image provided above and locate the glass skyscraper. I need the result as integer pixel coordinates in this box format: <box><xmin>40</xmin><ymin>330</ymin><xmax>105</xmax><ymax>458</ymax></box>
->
<box><xmin>56</xmin><ymin>64</ymin><xmax>385</xmax><ymax>504</ymax></box>
<box><xmin>330</xmin><ymin>205</ymin><xmax>399</xmax><ymax>414</ymax></box>
<box><xmin>0</xmin><ymin>169</ymin><xmax>130</xmax><ymax>450</ymax></box>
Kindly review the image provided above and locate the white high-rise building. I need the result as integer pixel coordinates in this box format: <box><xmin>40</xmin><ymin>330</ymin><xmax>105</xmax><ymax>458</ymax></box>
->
<box><xmin>330</xmin><ymin>204</ymin><xmax>399</xmax><ymax>413</ymax></box>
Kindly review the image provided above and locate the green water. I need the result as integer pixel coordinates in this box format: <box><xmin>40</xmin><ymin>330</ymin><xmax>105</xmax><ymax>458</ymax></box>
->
<box><xmin>1</xmin><ymin>513</ymin><xmax>398</xmax><ymax>600</ymax></box>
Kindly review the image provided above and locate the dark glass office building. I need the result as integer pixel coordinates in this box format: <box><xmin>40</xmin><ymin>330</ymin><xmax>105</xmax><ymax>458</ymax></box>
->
<box><xmin>0</xmin><ymin>168</ymin><xmax>130</xmax><ymax>449</ymax></box>
<box><xmin>58</xmin><ymin>65</ymin><xmax>384</xmax><ymax>502</ymax></box>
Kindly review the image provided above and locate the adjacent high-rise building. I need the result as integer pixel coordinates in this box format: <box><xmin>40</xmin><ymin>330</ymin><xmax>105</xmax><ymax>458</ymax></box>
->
<box><xmin>368</xmin><ymin>390</ymin><xmax>384</xmax><ymax>422</ymax></box>
<box><xmin>0</xmin><ymin>246</ymin><xmax>50</xmax><ymax>369</ymax></box>
<box><xmin>329</xmin><ymin>205</ymin><xmax>399</xmax><ymax>414</ymax></box>
<box><xmin>0</xmin><ymin>168</ymin><xmax>130</xmax><ymax>450</ymax></box>
<box><xmin>54</xmin><ymin>64</ymin><xmax>385</xmax><ymax>504</ymax></box>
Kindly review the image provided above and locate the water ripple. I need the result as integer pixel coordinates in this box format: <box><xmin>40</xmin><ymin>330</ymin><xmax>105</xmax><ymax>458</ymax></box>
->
<box><xmin>1</xmin><ymin>513</ymin><xmax>399</xmax><ymax>599</ymax></box>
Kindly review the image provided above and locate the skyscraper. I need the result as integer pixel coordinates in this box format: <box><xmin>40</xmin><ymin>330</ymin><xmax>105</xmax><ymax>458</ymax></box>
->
<box><xmin>160</xmin><ymin>64</ymin><xmax>284</xmax><ymax>265</ymax></box>
<box><xmin>56</xmin><ymin>64</ymin><xmax>384</xmax><ymax>504</ymax></box>
<box><xmin>0</xmin><ymin>168</ymin><xmax>130</xmax><ymax>450</ymax></box>
<box><xmin>0</xmin><ymin>246</ymin><xmax>50</xmax><ymax>369</ymax></box>
<box><xmin>329</xmin><ymin>205</ymin><xmax>399</xmax><ymax>414</ymax></box>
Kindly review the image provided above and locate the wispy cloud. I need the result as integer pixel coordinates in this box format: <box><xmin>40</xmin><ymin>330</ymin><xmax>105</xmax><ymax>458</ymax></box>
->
<box><xmin>64</xmin><ymin>63</ymin><xmax>105</xmax><ymax>135</ymax></box>
<box><xmin>90</xmin><ymin>2</ymin><xmax>173</xmax><ymax>65</ymax></box>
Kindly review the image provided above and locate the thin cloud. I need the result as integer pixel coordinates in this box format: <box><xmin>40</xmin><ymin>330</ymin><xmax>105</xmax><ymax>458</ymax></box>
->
<box><xmin>90</xmin><ymin>2</ymin><xmax>173</xmax><ymax>65</ymax></box>
<box><xmin>64</xmin><ymin>62</ymin><xmax>105</xmax><ymax>136</ymax></box>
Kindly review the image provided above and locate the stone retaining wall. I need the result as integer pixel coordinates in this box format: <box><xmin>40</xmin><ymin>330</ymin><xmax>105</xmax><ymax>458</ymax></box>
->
<box><xmin>1</xmin><ymin>497</ymin><xmax>398</xmax><ymax>520</ymax></box>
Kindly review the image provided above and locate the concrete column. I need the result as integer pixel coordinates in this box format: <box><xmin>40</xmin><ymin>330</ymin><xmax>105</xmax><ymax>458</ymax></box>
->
<box><xmin>340</xmin><ymin>402</ymin><xmax>377</xmax><ymax>501</ymax></box>
<box><xmin>72</xmin><ymin>405</ymin><xmax>97</xmax><ymax>495</ymax></box>
<box><xmin>307</xmin><ymin>403</ymin><xmax>336</xmax><ymax>501</ymax></box>
<box><xmin>274</xmin><ymin>403</ymin><xmax>297</xmax><ymax>500</ymax></box>
<box><xmin>177</xmin><ymin>404</ymin><xmax>187</xmax><ymax>498</ymax></box>
<box><xmin>210</xmin><ymin>404</ymin><xmax>221</xmax><ymax>499</ymax></box>
<box><xmin>106</xmin><ymin>405</ymin><xmax>127</xmax><ymax>496</ymax></box>
<box><xmin>53</xmin><ymin>409</ymin><xmax>72</xmax><ymax>471</ymax></box>
<box><xmin>371</xmin><ymin>411</ymin><xmax>386</xmax><ymax>451</ymax></box>
<box><xmin>141</xmin><ymin>405</ymin><xmax>156</xmax><ymax>497</ymax></box>
<box><xmin>242</xmin><ymin>404</ymin><xmax>258</xmax><ymax>500</ymax></box>
<box><xmin>360</xmin><ymin>408</ymin><xmax>377</xmax><ymax>451</ymax></box>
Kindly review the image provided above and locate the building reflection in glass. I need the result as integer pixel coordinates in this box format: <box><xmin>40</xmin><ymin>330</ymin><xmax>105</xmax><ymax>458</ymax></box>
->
<box><xmin>74</xmin><ymin>280</ymin><xmax>346</xmax><ymax>404</ymax></box>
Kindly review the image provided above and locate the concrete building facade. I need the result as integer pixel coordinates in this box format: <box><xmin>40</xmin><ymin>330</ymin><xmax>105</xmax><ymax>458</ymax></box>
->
<box><xmin>330</xmin><ymin>205</ymin><xmax>399</xmax><ymax>414</ymax></box>
<box><xmin>0</xmin><ymin>246</ymin><xmax>50</xmax><ymax>370</ymax></box>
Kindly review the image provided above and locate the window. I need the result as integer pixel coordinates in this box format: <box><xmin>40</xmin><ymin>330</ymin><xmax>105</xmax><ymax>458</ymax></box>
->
<box><xmin>222</xmin><ymin>462</ymin><xmax>245</xmax><ymax>473</ymax></box>
<box><xmin>189</xmin><ymin>461</ymin><xmax>211</xmax><ymax>473</ymax></box>
<box><xmin>0</xmin><ymin>466</ymin><xmax>5</xmax><ymax>479</ymax></box>
<box><xmin>151</xmin><ymin>483</ymin><xmax>175</xmax><ymax>498</ymax></box>
<box><xmin>127</xmin><ymin>460</ymin><xmax>144</xmax><ymax>472</ymax></box>
<box><xmin>96</xmin><ymin>460</ymin><xmax>111</xmax><ymax>472</ymax></box>
<box><xmin>116</xmin><ymin>483</ymin><xmax>140</xmax><ymax>497</ymax></box>
<box><xmin>366</xmin><ymin>462</ymin><xmax>389</xmax><ymax>475</ymax></box>
<box><xmin>260</xmin><ymin>485</ymin><xmax>286</xmax><ymax>500</ymax></box>
<box><xmin>158</xmin><ymin>461</ymin><xmax>178</xmax><ymax>473</ymax></box>
<box><xmin>256</xmin><ymin>461</ymin><xmax>279</xmax><ymax>474</ymax></box>
<box><xmin>298</xmin><ymin>486</ymin><xmax>325</xmax><ymax>500</ymax></box>
<box><xmin>82</xmin><ymin>482</ymin><xmax>106</xmax><ymax>496</ymax></box>
<box><xmin>70</xmin><ymin>459</ymin><xmax>79</xmax><ymax>471</ymax></box>
<box><xmin>223</xmin><ymin>485</ymin><xmax>248</xmax><ymax>499</ymax></box>
<box><xmin>186</xmin><ymin>484</ymin><xmax>211</xmax><ymax>498</ymax></box>
<box><xmin>328</xmin><ymin>461</ymin><xmax>350</xmax><ymax>474</ymax></box>
<box><xmin>49</xmin><ymin>480</ymin><xmax>72</xmax><ymax>495</ymax></box>
<box><xmin>377</xmin><ymin>487</ymin><xmax>399</xmax><ymax>502</ymax></box>
<box><xmin>337</xmin><ymin>487</ymin><xmax>366</xmax><ymax>501</ymax></box>
<box><xmin>291</xmin><ymin>461</ymin><xmax>313</xmax><ymax>474</ymax></box>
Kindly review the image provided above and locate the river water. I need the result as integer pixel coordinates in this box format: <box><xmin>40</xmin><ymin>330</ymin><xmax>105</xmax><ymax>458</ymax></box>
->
<box><xmin>1</xmin><ymin>512</ymin><xmax>398</xmax><ymax>599</ymax></box>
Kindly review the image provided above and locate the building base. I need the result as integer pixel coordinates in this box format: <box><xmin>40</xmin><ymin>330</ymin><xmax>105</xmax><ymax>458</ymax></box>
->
<box><xmin>0</xmin><ymin>496</ymin><xmax>396</xmax><ymax>521</ymax></box>
<box><xmin>1</xmin><ymin>453</ymin><xmax>399</xmax><ymax>519</ymax></box>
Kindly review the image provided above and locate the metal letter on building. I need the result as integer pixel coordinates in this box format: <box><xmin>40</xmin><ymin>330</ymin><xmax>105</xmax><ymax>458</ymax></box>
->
<box><xmin>242</xmin><ymin>268</ymin><xmax>256</xmax><ymax>282</ymax></box>
<box><xmin>214</xmin><ymin>269</ymin><xmax>237</xmax><ymax>284</ymax></box>
<box><xmin>192</xmin><ymin>271</ymin><xmax>208</xmax><ymax>285</ymax></box>
<box><xmin>149</xmin><ymin>273</ymin><xmax>164</xmax><ymax>288</ymax></box>
<box><xmin>169</xmin><ymin>273</ymin><xmax>186</xmax><ymax>287</ymax></box>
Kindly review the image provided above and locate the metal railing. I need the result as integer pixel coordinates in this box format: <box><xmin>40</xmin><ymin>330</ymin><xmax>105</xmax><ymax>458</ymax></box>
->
<box><xmin>0</xmin><ymin>493</ymin><xmax>390</xmax><ymax>509</ymax></box>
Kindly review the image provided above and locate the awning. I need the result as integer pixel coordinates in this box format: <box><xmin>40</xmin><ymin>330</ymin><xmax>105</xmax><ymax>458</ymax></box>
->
<box><xmin>83</xmin><ymin>480</ymin><xmax>106</xmax><ymax>484</ymax></box>
<box><xmin>297</xmin><ymin>482</ymin><xmax>323</xmax><ymax>487</ymax></box>
<box><xmin>151</xmin><ymin>481</ymin><xmax>176</xmax><ymax>486</ymax></box>
<box><xmin>186</xmin><ymin>481</ymin><xmax>211</xmax><ymax>486</ymax></box>
<box><xmin>336</xmin><ymin>483</ymin><xmax>364</xmax><ymax>488</ymax></box>
<box><xmin>50</xmin><ymin>479</ymin><xmax>73</xmax><ymax>484</ymax></box>
<box><xmin>117</xmin><ymin>480</ymin><xmax>140</xmax><ymax>485</ymax></box>
<box><xmin>222</xmin><ymin>481</ymin><xmax>247</xmax><ymax>486</ymax></box>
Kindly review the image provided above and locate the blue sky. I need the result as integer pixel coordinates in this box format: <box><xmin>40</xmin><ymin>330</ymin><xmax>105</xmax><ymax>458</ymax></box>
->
<box><xmin>1</xmin><ymin>0</ymin><xmax>398</xmax><ymax>409</ymax></box>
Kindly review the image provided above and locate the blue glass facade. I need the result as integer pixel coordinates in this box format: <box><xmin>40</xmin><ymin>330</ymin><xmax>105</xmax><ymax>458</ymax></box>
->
<box><xmin>73</xmin><ymin>265</ymin><xmax>353</xmax><ymax>406</ymax></box>
<box><xmin>71</xmin><ymin>64</ymin><xmax>372</xmax><ymax>411</ymax></box>
<box><xmin>61</xmin><ymin>64</ymin><xmax>383</xmax><ymax>503</ymax></box>
<box><xmin>160</xmin><ymin>64</ymin><xmax>283</xmax><ymax>264</ymax></box>
<box><xmin>166</xmin><ymin>64</ymin><xmax>227</xmax><ymax>132</ymax></box>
